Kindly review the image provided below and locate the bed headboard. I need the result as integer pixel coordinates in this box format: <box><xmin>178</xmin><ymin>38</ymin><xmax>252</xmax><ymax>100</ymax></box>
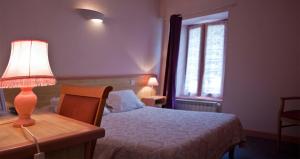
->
<box><xmin>4</xmin><ymin>74</ymin><xmax>155</xmax><ymax>108</ymax></box>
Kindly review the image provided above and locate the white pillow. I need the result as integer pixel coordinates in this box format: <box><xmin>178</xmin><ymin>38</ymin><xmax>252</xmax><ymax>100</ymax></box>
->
<box><xmin>103</xmin><ymin>106</ymin><xmax>111</xmax><ymax>116</ymax></box>
<box><xmin>106</xmin><ymin>90</ymin><xmax>145</xmax><ymax>113</ymax></box>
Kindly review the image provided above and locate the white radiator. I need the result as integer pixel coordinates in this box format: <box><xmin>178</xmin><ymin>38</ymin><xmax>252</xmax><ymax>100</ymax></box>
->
<box><xmin>175</xmin><ymin>99</ymin><xmax>221</xmax><ymax>112</ymax></box>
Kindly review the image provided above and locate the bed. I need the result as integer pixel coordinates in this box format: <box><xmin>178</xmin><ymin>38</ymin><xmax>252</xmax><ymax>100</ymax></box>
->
<box><xmin>3</xmin><ymin>74</ymin><xmax>244</xmax><ymax>159</ymax></box>
<box><xmin>94</xmin><ymin>104</ymin><xmax>244</xmax><ymax>159</ymax></box>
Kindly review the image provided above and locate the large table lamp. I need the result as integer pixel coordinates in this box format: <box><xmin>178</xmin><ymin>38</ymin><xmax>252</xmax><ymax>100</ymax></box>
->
<box><xmin>0</xmin><ymin>40</ymin><xmax>56</xmax><ymax>127</ymax></box>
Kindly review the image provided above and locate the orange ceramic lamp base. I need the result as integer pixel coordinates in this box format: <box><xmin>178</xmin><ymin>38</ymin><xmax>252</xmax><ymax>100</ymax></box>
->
<box><xmin>13</xmin><ymin>87</ymin><xmax>37</xmax><ymax>127</ymax></box>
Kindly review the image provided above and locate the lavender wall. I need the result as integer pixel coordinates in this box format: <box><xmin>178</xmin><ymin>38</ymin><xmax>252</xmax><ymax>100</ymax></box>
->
<box><xmin>0</xmin><ymin>0</ymin><xmax>162</xmax><ymax>77</ymax></box>
<box><xmin>161</xmin><ymin>0</ymin><xmax>300</xmax><ymax>137</ymax></box>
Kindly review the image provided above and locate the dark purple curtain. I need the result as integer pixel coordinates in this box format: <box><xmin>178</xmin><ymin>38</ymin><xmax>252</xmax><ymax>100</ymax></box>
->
<box><xmin>163</xmin><ymin>14</ymin><xmax>182</xmax><ymax>109</ymax></box>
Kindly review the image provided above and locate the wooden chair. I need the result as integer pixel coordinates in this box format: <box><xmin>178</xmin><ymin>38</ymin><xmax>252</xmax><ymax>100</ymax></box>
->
<box><xmin>57</xmin><ymin>85</ymin><xmax>113</xmax><ymax>159</ymax></box>
<box><xmin>278</xmin><ymin>96</ymin><xmax>300</xmax><ymax>149</ymax></box>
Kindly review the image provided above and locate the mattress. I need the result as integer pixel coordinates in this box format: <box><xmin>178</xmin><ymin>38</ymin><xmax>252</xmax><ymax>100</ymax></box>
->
<box><xmin>94</xmin><ymin>107</ymin><xmax>244</xmax><ymax>159</ymax></box>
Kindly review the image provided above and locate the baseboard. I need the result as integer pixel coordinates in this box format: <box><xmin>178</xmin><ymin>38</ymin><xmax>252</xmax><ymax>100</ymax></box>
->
<box><xmin>244</xmin><ymin>129</ymin><xmax>300</xmax><ymax>144</ymax></box>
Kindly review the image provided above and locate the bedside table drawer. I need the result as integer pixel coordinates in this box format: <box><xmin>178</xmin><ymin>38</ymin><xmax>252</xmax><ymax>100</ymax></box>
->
<box><xmin>154</xmin><ymin>98</ymin><xmax>166</xmax><ymax>105</ymax></box>
<box><xmin>141</xmin><ymin>96</ymin><xmax>166</xmax><ymax>107</ymax></box>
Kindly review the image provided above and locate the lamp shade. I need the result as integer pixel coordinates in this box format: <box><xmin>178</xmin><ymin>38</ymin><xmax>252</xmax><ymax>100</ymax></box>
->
<box><xmin>147</xmin><ymin>77</ymin><xmax>158</xmax><ymax>86</ymax></box>
<box><xmin>0</xmin><ymin>40</ymin><xmax>56</xmax><ymax>88</ymax></box>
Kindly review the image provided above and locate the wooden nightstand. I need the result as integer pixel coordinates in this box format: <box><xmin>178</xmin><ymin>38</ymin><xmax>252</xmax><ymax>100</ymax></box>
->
<box><xmin>141</xmin><ymin>96</ymin><xmax>166</xmax><ymax>107</ymax></box>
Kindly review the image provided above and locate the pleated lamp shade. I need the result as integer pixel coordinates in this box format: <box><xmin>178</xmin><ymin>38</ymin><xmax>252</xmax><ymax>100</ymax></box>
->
<box><xmin>1</xmin><ymin>40</ymin><xmax>56</xmax><ymax>88</ymax></box>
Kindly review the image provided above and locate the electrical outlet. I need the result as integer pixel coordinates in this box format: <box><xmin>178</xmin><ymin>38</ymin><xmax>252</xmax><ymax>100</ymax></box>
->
<box><xmin>34</xmin><ymin>152</ymin><xmax>45</xmax><ymax>159</ymax></box>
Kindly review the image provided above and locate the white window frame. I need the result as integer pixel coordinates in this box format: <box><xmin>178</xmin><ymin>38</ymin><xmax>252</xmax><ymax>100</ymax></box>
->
<box><xmin>181</xmin><ymin>20</ymin><xmax>227</xmax><ymax>100</ymax></box>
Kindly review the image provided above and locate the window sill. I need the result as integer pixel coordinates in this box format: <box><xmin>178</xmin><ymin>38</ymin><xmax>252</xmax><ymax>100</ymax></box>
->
<box><xmin>176</xmin><ymin>96</ymin><xmax>223</xmax><ymax>103</ymax></box>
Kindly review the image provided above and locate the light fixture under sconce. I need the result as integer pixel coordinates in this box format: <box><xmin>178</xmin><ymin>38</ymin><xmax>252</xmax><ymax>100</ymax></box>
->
<box><xmin>76</xmin><ymin>9</ymin><xmax>104</xmax><ymax>23</ymax></box>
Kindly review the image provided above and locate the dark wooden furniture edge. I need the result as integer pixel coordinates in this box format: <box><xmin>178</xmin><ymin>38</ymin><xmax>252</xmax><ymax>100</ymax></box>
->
<box><xmin>222</xmin><ymin>141</ymin><xmax>245</xmax><ymax>159</ymax></box>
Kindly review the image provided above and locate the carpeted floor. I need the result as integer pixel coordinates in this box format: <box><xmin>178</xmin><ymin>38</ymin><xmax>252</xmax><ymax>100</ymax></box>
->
<box><xmin>222</xmin><ymin>137</ymin><xmax>300</xmax><ymax>159</ymax></box>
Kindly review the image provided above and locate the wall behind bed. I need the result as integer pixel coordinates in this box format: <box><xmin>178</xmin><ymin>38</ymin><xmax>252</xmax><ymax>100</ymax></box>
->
<box><xmin>0</xmin><ymin>0</ymin><xmax>162</xmax><ymax>77</ymax></box>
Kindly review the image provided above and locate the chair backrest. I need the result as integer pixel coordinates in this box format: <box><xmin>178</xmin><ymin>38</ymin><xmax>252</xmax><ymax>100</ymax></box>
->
<box><xmin>57</xmin><ymin>85</ymin><xmax>113</xmax><ymax>126</ymax></box>
<box><xmin>279</xmin><ymin>97</ymin><xmax>300</xmax><ymax>113</ymax></box>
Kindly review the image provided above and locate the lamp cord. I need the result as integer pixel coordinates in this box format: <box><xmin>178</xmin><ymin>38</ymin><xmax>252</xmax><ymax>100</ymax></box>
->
<box><xmin>21</xmin><ymin>125</ymin><xmax>41</xmax><ymax>153</ymax></box>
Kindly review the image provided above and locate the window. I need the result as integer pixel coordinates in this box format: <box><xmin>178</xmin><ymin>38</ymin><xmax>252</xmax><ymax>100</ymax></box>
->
<box><xmin>183</xmin><ymin>21</ymin><xmax>226</xmax><ymax>98</ymax></box>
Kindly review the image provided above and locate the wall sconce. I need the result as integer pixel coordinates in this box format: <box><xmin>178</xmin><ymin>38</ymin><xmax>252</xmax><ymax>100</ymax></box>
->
<box><xmin>76</xmin><ymin>9</ymin><xmax>104</xmax><ymax>23</ymax></box>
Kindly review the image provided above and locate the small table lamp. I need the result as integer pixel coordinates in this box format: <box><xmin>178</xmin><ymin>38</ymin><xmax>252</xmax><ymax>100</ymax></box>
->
<box><xmin>0</xmin><ymin>40</ymin><xmax>56</xmax><ymax>127</ymax></box>
<box><xmin>147</xmin><ymin>77</ymin><xmax>158</xmax><ymax>96</ymax></box>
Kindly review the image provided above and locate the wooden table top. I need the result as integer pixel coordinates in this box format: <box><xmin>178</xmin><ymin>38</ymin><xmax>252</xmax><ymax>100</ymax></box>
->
<box><xmin>0</xmin><ymin>113</ymin><xmax>105</xmax><ymax>159</ymax></box>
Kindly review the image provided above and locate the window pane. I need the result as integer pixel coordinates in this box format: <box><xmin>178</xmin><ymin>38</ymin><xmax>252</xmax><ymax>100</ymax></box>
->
<box><xmin>202</xmin><ymin>24</ymin><xmax>225</xmax><ymax>97</ymax></box>
<box><xmin>184</xmin><ymin>27</ymin><xmax>201</xmax><ymax>96</ymax></box>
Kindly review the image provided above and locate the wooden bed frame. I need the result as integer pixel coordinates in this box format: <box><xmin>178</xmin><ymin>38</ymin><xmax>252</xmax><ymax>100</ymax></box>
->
<box><xmin>3</xmin><ymin>74</ymin><xmax>154</xmax><ymax>109</ymax></box>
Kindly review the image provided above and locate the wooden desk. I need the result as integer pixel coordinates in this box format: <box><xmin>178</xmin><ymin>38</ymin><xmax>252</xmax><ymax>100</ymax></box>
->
<box><xmin>0</xmin><ymin>113</ymin><xmax>105</xmax><ymax>159</ymax></box>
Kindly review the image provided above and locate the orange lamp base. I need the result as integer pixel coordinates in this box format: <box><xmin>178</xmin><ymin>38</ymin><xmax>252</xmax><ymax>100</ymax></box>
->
<box><xmin>13</xmin><ymin>87</ymin><xmax>37</xmax><ymax>128</ymax></box>
<box><xmin>13</xmin><ymin>118</ymin><xmax>35</xmax><ymax>127</ymax></box>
